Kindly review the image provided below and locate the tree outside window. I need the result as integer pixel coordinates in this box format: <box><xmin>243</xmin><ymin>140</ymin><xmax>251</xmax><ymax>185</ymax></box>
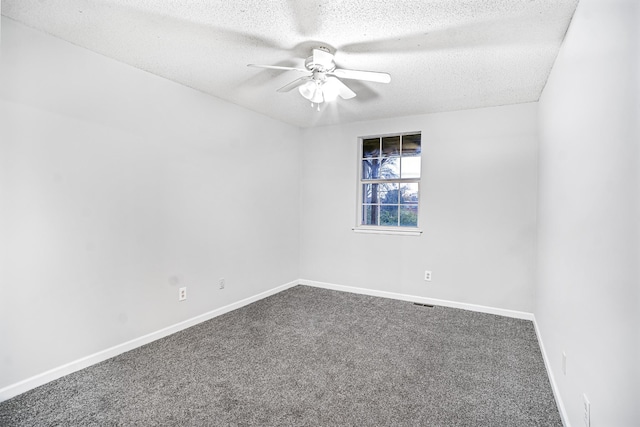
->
<box><xmin>360</xmin><ymin>133</ymin><xmax>421</xmax><ymax>228</ymax></box>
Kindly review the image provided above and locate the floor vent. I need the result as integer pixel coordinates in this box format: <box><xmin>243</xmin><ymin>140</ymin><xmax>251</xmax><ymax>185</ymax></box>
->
<box><xmin>413</xmin><ymin>302</ymin><xmax>435</xmax><ymax>308</ymax></box>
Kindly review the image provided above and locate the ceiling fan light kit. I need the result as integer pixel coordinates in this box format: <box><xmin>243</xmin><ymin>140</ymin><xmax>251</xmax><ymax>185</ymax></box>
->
<box><xmin>248</xmin><ymin>47</ymin><xmax>390</xmax><ymax>109</ymax></box>
<box><xmin>298</xmin><ymin>74</ymin><xmax>340</xmax><ymax>110</ymax></box>
<box><xmin>298</xmin><ymin>80</ymin><xmax>325</xmax><ymax>108</ymax></box>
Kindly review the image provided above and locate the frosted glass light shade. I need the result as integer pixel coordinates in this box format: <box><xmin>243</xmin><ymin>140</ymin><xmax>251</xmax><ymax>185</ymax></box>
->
<box><xmin>298</xmin><ymin>81</ymin><xmax>317</xmax><ymax>100</ymax></box>
<box><xmin>298</xmin><ymin>79</ymin><xmax>337</xmax><ymax>104</ymax></box>
<box><xmin>321</xmin><ymin>78</ymin><xmax>339</xmax><ymax>102</ymax></box>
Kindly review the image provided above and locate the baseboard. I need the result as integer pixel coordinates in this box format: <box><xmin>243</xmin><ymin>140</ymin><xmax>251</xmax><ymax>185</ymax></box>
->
<box><xmin>532</xmin><ymin>316</ymin><xmax>570</xmax><ymax>427</ymax></box>
<box><xmin>299</xmin><ymin>279</ymin><xmax>534</xmax><ymax>320</ymax></box>
<box><xmin>0</xmin><ymin>278</ymin><xmax>542</xmax><ymax>404</ymax></box>
<box><xmin>0</xmin><ymin>280</ymin><xmax>299</xmax><ymax>403</ymax></box>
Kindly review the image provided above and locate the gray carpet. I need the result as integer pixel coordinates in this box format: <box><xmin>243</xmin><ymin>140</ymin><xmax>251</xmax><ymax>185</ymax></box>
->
<box><xmin>0</xmin><ymin>285</ymin><xmax>562</xmax><ymax>426</ymax></box>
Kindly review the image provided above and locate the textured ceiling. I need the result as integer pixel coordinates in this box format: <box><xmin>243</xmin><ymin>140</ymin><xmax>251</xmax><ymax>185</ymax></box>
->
<box><xmin>2</xmin><ymin>0</ymin><xmax>579</xmax><ymax>128</ymax></box>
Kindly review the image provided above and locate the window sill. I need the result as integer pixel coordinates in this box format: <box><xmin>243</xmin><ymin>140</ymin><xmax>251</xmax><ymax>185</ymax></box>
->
<box><xmin>352</xmin><ymin>227</ymin><xmax>423</xmax><ymax>236</ymax></box>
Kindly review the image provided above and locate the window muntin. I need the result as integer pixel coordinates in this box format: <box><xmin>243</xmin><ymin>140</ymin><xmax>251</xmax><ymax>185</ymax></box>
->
<box><xmin>359</xmin><ymin>133</ymin><xmax>421</xmax><ymax>229</ymax></box>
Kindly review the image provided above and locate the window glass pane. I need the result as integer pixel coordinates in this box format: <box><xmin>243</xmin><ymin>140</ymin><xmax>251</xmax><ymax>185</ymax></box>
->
<box><xmin>362</xmin><ymin>205</ymin><xmax>378</xmax><ymax>225</ymax></box>
<box><xmin>382</xmin><ymin>136</ymin><xmax>400</xmax><ymax>156</ymax></box>
<box><xmin>401</xmin><ymin>156</ymin><xmax>421</xmax><ymax>179</ymax></box>
<box><xmin>400</xmin><ymin>205</ymin><xmax>418</xmax><ymax>227</ymax></box>
<box><xmin>380</xmin><ymin>157</ymin><xmax>399</xmax><ymax>179</ymax></box>
<box><xmin>380</xmin><ymin>205</ymin><xmax>399</xmax><ymax>226</ymax></box>
<box><xmin>362</xmin><ymin>158</ymin><xmax>381</xmax><ymax>180</ymax></box>
<box><xmin>401</xmin><ymin>134</ymin><xmax>421</xmax><ymax>156</ymax></box>
<box><xmin>400</xmin><ymin>183</ymin><xmax>419</xmax><ymax>204</ymax></box>
<box><xmin>362</xmin><ymin>138</ymin><xmax>380</xmax><ymax>158</ymax></box>
<box><xmin>362</xmin><ymin>183</ymin><xmax>379</xmax><ymax>204</ymax></box>
<box><xmin>359</xmin><ymin>132</ymin><xmax>421</xmax><ymax>229</ymax></box>
<box><xmin>379</xmin><ymin>183</ymin><xmax>399</xmax><ymax>205</ymax></box>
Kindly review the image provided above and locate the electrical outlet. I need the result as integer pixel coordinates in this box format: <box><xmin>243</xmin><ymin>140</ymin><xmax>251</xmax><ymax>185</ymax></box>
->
<box><xmin>219</xmin><ymin>278</ymin><xmax>225</xmax><ymax>290</ymax></box>
<box><xmin>562</xmin><ymin>352</ymin><xmax>566</xmax><ymax>375</ymax></box>
<box><xmin>583</xmin><ymin>394</ymin><xmax>590</xmax><ymax>427</ymax></box>
<box><xmin>424</xmin><ymin>270</ymin><xmax>432</xmax><ymax>281</ymax></box>
<box><xmin>178</xmin><ymin>287</ymin><xmax>187</xmax><ymax>301</ymax></box>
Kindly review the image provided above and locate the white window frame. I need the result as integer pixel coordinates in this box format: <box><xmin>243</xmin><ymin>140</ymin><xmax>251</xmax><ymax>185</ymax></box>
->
<box><xmin>354</xmin><ymin>132</ymin><xmax>423</xmax><ymax>236</ymax></box>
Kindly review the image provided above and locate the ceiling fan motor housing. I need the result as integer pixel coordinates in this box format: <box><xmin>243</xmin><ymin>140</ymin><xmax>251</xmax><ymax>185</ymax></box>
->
<box><xmin>304</xmin><ymin>47</ymin><xmax>336</xmax><ymax>73</ymax></box>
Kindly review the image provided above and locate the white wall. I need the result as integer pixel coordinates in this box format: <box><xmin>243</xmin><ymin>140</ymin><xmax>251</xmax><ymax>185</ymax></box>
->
<box><xmin>299</xmin><ymin>103</ymin><xmax>539</xmax><ymax>313</ymax></box>
<box><xmin>537</xmin><ymin>0</ymin><xmax>640</xmax><ymax>425</ymax></box>
<box><xmin>7</xmin><ymin>5</ymin><xmax>638</xmax><ymax>425</ymax></box>
<box><xmin>0</xmin><ymin>17</ymin><xmax>300</xmax><ymax>389</ymax></box>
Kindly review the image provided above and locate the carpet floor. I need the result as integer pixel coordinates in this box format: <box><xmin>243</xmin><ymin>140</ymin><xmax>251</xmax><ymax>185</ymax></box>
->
<box><xmin>0</xmin><ymin>285</ymin><xmax>562</xmax><ymax>426</ymax></box>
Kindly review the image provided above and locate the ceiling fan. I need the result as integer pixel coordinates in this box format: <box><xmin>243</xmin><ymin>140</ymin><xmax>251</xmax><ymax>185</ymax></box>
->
<box><xmin>248</xmin><ymin>46</ymin><xmax>391</xmax><ymax>109</ymax></box>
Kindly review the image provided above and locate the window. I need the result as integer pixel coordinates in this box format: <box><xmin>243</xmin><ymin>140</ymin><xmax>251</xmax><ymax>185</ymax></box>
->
<box><xmin>357</xmin><ymin>132</ymin><xmax>421</xmax><ymax>233</ymax></box>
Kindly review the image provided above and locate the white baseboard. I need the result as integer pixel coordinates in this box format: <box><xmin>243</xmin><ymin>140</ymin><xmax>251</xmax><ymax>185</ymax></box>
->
<box><xmin>1</xmin><ymin>278</ymin><xmax>548</xmax><ymax>408</ymax></box>
<box><xmin>0</xmin><ymin>280</ymin><xmax>299</xmax><ymax>403</ymax></box>
<box><xmin>299</xmin><ymin>279</ymin><xmax>534</xmax><ymax>320</ymax></box>
<box><xmin>532</xmin><ymin>316</ymin><xmax>570</xmax><ymax>427</ymax></box>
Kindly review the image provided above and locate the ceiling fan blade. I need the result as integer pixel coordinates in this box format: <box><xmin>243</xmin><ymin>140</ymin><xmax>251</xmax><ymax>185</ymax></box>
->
<box><xmin>312</xmin><ymin>48</ymin><xmax>335</xmax><ymax>68</ymax></box>
<box><xmin>338</xmin><ymin>12</ymin><xmax>573</xmax><ymax>55</ymax></box>
<box><xmin>247</xmin><ymin>64</ymin><xmax>308</xmax><ymax>73</ymax></box>
<box><xmin>324</xmin><ymin>77</ymin><xmax>356</xmax><ymax>100</ymax></box>
<box><xmin>330</xmin><ymin>68</ymin><xmax>391</xmax><ymax>84</ymax></box>
<box><xmin>277</xmin><ymin>76</ymin><xmax>312</xmax><ymax>92</ymax></box>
